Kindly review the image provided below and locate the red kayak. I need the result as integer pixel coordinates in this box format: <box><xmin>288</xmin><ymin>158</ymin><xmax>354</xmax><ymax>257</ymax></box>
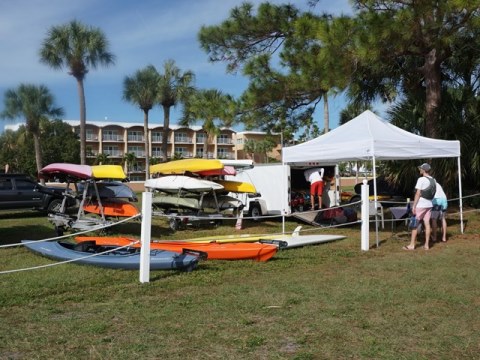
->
<box><xmin>75</xmin><ymin>236</ymin><xmax>278</xmax><ymax>262</ymax></box>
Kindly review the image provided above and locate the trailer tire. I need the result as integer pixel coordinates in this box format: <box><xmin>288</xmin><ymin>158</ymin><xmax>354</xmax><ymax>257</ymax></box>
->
<box><xmin>169</xmin><ymin>218</ymin><xmax>180</xmax><ymax>232</ymax></box>
<box><xmin>47</xmin><ymin>199</ymin><xmax>63</xmax><ymax>214</ymax></box>
<box><xmin>248</xmin><ymin>203</ymin><xmax>262</xmax><ymax>221</ymax></box>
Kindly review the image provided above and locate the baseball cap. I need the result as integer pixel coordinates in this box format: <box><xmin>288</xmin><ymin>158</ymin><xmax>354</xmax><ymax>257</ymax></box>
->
<box><xmin>418</xmin><ymin>163</ymin><xmax>431</xmax><ymax>171</ymax></box>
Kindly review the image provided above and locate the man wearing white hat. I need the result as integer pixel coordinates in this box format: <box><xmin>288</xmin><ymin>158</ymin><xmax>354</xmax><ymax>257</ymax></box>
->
<box><xmin>403</xmin><ymin>163</ymin><xmax>436</xmax><ymax>250</ymax></box>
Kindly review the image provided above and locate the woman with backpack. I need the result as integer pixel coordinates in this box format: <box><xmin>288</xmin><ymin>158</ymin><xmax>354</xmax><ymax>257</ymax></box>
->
<box><xmin>403</xmin><ymin>163</ymin><xmax>436</xmax><ymax>250</ymax></box>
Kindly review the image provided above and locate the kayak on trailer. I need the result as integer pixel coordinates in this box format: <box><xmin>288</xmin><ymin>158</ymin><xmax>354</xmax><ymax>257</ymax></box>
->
<box><xmin>91</xmin><ymin>165</ymin><xmax>127</xmax><ymax>180</ymax></box>
<box><xmin>214</xmin><ymin>180</ymin><xmax>257</xmax><ymax>194</ymax></box>
<box><xmin>197</xmin><ymin>166</ymin><xmax>237</xmax><ymax>177</ymax></box>
<box><xmin>82</xmin><ymin>199</ymin><xmax>140</xmax><ymax>217</ymax></box>
<box><xmin>152</xmin><ymin>195</ymin><xmax>201</xmax><ymax>211</ymax></box>
<box><xmin>145</xmin><ymin>176</ymin><xmax>224</xmax><ymax>193</ymax></box>
<box><xmin>150</xmin><ymin>159</ymin><xmax>224</xmax><ymax>175</ymax></box>
<box><xmin>75</xmin><ymin>236</ymin><xmax>280</xmax><ymax>262</ymax></box>
<box><xmin>40</xmin><ymin>163</ymin><xmax>93</xmax><ymax>180</ymax></box>
<box><xmin>22</xmin><ymin>240</ymin><xmax>202</xmax><ymax>271</ymax></box>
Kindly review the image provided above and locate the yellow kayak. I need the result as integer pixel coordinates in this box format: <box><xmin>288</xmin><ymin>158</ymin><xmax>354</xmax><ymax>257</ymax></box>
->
<box><xmin>179</xmin><ymin>233</ymin><xmax>279</xmax><ymax>244</ymax></box>
<box><xmin>150</xmin><ymin>159</ymin><xmax>224</xmax><ymax>175</ymax></box>
<box><xmin>215</xmin><ymin>180</ymin><xmax>257</xmax><ymax>194</ymax></box>
<box><xmin>91</xmin><ymin>165</ymin><xmax>127</xmax><ymax>180</ymax></box>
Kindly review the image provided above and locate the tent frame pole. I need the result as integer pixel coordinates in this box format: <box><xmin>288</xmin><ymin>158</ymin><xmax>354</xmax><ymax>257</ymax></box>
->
<box><xmin>372</xmin><ymin>156</ymin><xmax>379</xmax><ymax>247</ymax></box>
<box><xmin>457</xmin><ymin>156</ymin><xmax>464</xmax><ymax>233</ymax></box>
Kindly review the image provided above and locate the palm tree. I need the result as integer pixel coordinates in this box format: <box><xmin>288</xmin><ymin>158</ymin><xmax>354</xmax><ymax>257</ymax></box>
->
<box><xmin>1</xmin><ymin>84</ymin><xmax>64</xmax><ymax>181</ymax></box>
<box><xmin>39</xmin><ymin>20</ymin><xmax>115</xmax><ymax>165</ymax></box>
<box><xmin>157</xmin><ymin>59</ymin><xmax>195</xmax><ymax>161</ymax></box>
<box><xmin>94</xmin><ymin>152</ymin><xmax>110</xmax><ymax>165</ymax></box>
<box><xmin>123</xmin><ymin>152</ymin><xmax>137</xmax><ymax>178</ymax></box>
<box><xmin>181</xmin><ymin>89</ymin><xmax>235</xmax><ymax>159</ymax></box>
<box><xmin>123</xmin><ymin>65</ymin><xmax>160</xmax><ymax>179</ymax></box>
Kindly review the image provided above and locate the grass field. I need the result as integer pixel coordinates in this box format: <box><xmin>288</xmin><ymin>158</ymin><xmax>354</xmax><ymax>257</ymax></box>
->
<box><xmin>0</xmin><ymin>206</ymin><xmax>479</xmax><ymax>359</ymax></box>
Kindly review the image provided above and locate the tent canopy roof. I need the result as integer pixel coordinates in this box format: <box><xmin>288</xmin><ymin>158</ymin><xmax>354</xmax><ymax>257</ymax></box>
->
<box><xmin>282</xmin><ymin>110</ymin><xmax>460</xmax><ymax>164</ymax></box>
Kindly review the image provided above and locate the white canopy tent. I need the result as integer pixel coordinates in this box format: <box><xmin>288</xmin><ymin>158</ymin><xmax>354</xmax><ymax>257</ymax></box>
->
<box><xmin>282</xmin><ymin>110</ymin><xmax>463</xmax><ymax>236</ymax></box>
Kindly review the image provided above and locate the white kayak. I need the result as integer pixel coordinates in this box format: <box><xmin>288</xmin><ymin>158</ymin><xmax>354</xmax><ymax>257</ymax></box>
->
<box><xmin>145</xmin><ymin>176</ymin><xmax>224</xmax><ymax>193</ymax></box>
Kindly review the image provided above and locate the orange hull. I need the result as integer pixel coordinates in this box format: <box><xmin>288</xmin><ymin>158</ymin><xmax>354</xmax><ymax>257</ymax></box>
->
<box><xmin>75</xmin><ymin>236</ymin><xmax>278</xmax><ymax>262</ymax></box>
<box><xmin>83</xmin><ymin>200</ymin><xmax>140</xmax><ymax>217</ymax></box>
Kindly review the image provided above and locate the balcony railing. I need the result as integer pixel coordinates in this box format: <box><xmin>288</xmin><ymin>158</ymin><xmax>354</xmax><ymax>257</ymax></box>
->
<box><xmin>102</xmin><ymin>135</ymin><xmax>124</xmax><ymax>141</ymax></box>
<box><xmin>174</xmin><ymin>136</ymin><xmax>192</xmax><ymax>143</ymax></box>
<box><xmin>86</xmin><ymin>135</ymin><xmax>99</xmax><ymax>141</ymax></box>
<box><xmin>103</xmin><ymin>150</ymin><xmax>124</xmax><ymax>157</ymax></box>
<box><xmin>86</xmin><ymin>151</ymin><xmax>99</xmax><ymax>157</ymax></box>
<box><xmin>151</xmin><ymin>136</ymin><xmax>163</xmax><ymax>143</ymax></box>
<box><xmin>128</xmin><ymin>151</ymin><xmax>146</xmax><ymax>157</ymax></box>
<box><xmin>217</xmin><ymin>138</ymin><xmax>233</xmax><ymax>145</ymax></box>
<box><xmin>127</xmin><ymin>135</ymin><xmax>145</xmax><ymax>142</ymax></box>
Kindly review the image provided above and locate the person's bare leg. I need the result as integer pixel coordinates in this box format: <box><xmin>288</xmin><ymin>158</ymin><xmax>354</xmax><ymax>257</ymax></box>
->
<box><xmin>405</xmin><ymin>229</ymin><xmax>417</xmax><ymax>250</ymax></box>
<box><xmin>431</xmin><ymin>218</ymin><xmax>438</xmax><ymax>242</ymax></box>
<box><xmin>318</xmin><ymin>196</ymin><xmax>322</xmax><ymax>209</ymax></box>
<box><xmin>441</xmin><ymin>216</ymin><xmax>447</xmax><ymax>242</ymax></box>
<box><xmin>311</xmin><ymin>194</ymin><xmax>315</xmax><ymax>210</ymax></box>
<box><xmin>424</xmin><ymin>221</ymin><xmax>431</xmax><ymax>249</ymax></box>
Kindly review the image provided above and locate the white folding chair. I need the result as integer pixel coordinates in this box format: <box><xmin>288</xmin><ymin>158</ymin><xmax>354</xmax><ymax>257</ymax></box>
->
<box><xmin>369</xmin><ymin>201</ymin><xmax>385</xmax><ymax>229</ymax></box>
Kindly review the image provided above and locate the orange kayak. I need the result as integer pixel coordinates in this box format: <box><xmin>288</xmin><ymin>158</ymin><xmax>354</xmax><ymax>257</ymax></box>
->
<box><xmin>83</xmin><ymin>200</ymin><xmax>140</xmax><ymax>217</ymax></box>
<box><xmin>75</xmin><ymin>236</ymin><xmax>278</xmax><ymax>262</ymax></box>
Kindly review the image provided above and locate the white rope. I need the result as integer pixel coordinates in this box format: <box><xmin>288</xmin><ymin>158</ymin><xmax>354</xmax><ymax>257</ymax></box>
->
<box><xmin>0</xmin><ymin>213</ymin><xmax>141</xmax><ymax>249</ymax></box>
<box><xmin>0</xmin><ymin>240</ymin><xmax>140</xmax><ymax>275</ymax></box>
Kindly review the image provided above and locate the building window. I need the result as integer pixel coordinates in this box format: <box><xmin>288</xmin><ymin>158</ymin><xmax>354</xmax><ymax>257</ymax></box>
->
<box><xmin>127</xmin><ymin>146</ymin><xmax>145</xmax><ymax>157</ymax></box>
<box><xmin>196</xmin><ymin>134</ymin><xmax>206</xmax><ymax>143</ymax></box>
<box><xmin>217</xmin><ymin>148</ymin><xmax>229</xmax><ymax>158</ymax></box>
<box><xmin>174</xmin><ymin>147</ymin><xmax>190</xmax><ymax>158</ymax></box>
<box><xmin>86</xmin><ymin>129</ymin><xmax>97</xmax><ymax>141</ymax></box>
<box><xmin>103</xmin><ymin>145</ymin><xmax>122</xmax><ymax>157</ymax></box>
<box><xmin>217</xmin><ymin>134</ymin><xmax>231</xmax><ymax>144</ymax></box>
<box><xmin>152</xmin><ymin>132</ymin><xmax>162</xmax><ymax>142</ymax></box>
<box><xmin>127</xmin><ymin>131</ymin><xmax>144</xmax><ymax>142</ymax></box>
<box><xmin>152</xmin><ymin>147</ymin><xmax>163</xmax><ymax>158</ymax></box>
<box><xmin>103</xmin><ymin>130</ymin><xmax>121</xmax><ymax>141</ymax></box>
<box><xmin>174</xmin><ymin>132</ymin><xmax>190</xmax><ymax>143</ymax></box>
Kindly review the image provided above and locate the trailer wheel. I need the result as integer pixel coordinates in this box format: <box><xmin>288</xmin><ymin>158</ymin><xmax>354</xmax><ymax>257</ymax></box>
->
<box><xmin>55</xmin><ymin>226</ymin><xmax>64</xmax><ymax>237</ymax></box>
<box><xmin>48</xmin><ymin>199</ymin><xmax>63</xmax><ymax>214</ymax></box>
<box><xmin>248</xmin><ymin>203</ymin><xmax>262</xmax><ymax>221</ymax></box>
<box><xmin>169</xmin><ymin>218</ymin><xmax>180</xmax><ymax>231</ymax></box>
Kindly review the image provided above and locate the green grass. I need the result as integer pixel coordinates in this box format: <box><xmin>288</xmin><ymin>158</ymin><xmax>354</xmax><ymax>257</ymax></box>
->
<box><xmin>0</xmin><ymin>207</ymin><xmax>479</xmax><ymax>359</ymax></box>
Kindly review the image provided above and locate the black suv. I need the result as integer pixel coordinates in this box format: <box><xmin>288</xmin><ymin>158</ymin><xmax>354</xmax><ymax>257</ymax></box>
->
<box><xmin>0</xmin><ymin>173</ymin><xmax>75</xmax><ymax>213</ymax></box>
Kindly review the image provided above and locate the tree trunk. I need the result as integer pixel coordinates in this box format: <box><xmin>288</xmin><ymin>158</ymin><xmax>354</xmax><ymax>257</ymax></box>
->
<box><xmin>323</xmin><ymin>94</ymin><xmax>329</xmax><ymax>133</ymax></box>
<box><xmin>203</xmin><ymin>135</ymin><xmax>209</xmax><ymax>159</ymax></box>
<box><xmin>76</xmin><ymin>78</ymin><xmax>87</xmax><ymax>165</ymax></box>
<box><xmin>422</xmin><ymin>49</ymin><xmax>441</xmax><ymax>139</ymax></box>
<box><xmin>33</xmin><ymin>133</ymin><xmax>44</xmax><ymax>185</ymax></box>
<box><xmin>144</xmin><ymin>110</ymin><xmax>150</xmax><ymax>180</ymax></box>
<box><xmin>162</xmin><ymin>106</ymin><xmax>170</xmax><ymax>162</ymax></box>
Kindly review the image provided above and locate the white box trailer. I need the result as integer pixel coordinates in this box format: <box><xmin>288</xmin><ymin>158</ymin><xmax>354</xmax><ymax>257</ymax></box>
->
<box><xmin>225</xmin><ymin>163</ymin><xmax>338</xmax><ymax>218</ymax></box>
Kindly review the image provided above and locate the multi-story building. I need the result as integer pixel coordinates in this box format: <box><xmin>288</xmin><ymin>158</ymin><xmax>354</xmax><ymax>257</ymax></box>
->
<box><xmin>64</xmin><ymin>120</ymin><xmax>281</xmax><ymax>180</ymax></box>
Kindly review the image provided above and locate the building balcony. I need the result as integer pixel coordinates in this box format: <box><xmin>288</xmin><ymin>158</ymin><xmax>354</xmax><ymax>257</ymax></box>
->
<box><xmin>86</xmin><ymin>135</ymin><xmax>99</xmax><ymax>141</ymax></box>
<box><xmin>103</xmin><ymin>150</ymin><xmax>124</xmax><ymax>157</ymax></box>
<box><xmin>102</xmin><ymin>135</ymin><xmax>124</xmax><ymax>142</ymax></box>
<box><xmin>174</xmin><ymin>137</ymin><xmax>193</xmax><ymax>144</ymax></box>
<box><xmin>86</xmin><ymin>151</ymin><xmax>99</xmax><ymax>157</ymax></box>
<box><xmin>128</xmin><ymin>151</ymin><xmax>146</xmax><ymax>158</ymax></box>
<box><xmin>127</xmin><ymin>135</ymin><xmax>145</xmax><ymax>142</ymax></box>
<box><xmin>217</xmin><ymin>138</ymin><xmax>233</xmax><ymax>145</ymax></box>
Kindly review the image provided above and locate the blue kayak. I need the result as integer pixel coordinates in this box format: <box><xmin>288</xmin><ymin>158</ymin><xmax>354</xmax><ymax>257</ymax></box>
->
<box><xmin>22</xmin><ymin>240</ymin><xmax>203</xmax><ymax>271</ymax></box>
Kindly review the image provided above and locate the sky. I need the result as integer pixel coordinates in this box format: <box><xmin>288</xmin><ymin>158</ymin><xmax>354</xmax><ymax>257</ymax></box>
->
<box><xmin>0</xmin><ymin>0</ymin><xmax>354</xmax><ymax>133</ymax></box>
